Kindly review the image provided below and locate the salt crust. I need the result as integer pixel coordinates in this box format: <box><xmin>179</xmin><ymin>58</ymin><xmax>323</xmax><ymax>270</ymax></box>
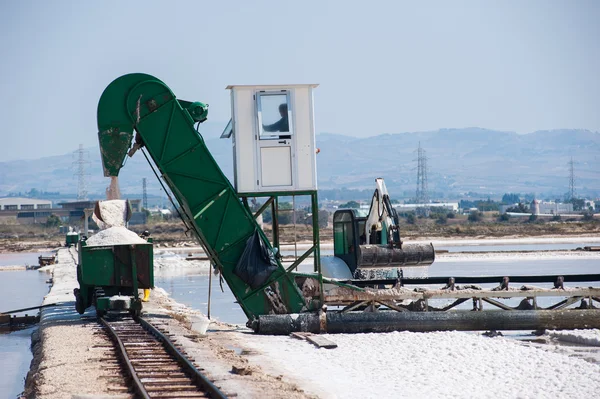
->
<box><xmin>242</xmin><ymin>330</ymin><xmax>600</xmax><ymax>399</ymax></box>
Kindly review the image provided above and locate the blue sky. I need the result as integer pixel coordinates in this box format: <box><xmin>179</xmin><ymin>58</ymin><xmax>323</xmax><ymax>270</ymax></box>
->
<box><xmin>1</xmin><ymin>1</ymin><xmax>599</xmax><ymax>161</ymax></box>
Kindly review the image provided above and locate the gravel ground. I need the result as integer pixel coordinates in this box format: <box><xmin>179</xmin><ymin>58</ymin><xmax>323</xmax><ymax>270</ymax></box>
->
<box><xmin>24</xmin><ymin>247</ymin><xmax>129</xmax><ymax>398</ymax></box>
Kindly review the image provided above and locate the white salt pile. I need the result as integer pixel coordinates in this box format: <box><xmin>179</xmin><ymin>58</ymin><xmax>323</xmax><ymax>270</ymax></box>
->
<box><xmin>94</xmin><ymin>199</ymin><xmax>129</xmax><ymax>229</ymax></box>
<box><xmin>86</xmin><ymin>226</ymin><xmax>147</xmax><ymax>246</ymax></box>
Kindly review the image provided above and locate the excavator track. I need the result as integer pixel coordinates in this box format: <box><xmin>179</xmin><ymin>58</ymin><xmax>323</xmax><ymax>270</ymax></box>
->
<box><xmin>100</xmin><ymin>316</ymin><xmax>227</xmax><ymax>399</ymax></box>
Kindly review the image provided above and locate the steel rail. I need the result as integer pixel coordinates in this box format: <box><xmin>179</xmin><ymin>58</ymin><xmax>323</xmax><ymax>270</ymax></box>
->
<box><xmin>138</xmin><ymin>316</ymin><xmax>227</xmax><ymax>399</ymax></box>
<box><xmin>99</xmin><ymin>316</ymin><xmax>150</xmax><ymax>399</ymax></box>
<box><xmin>100</xmin><ymin>316</ymin><xmax>227</xmax><ymax>399</ymax></box>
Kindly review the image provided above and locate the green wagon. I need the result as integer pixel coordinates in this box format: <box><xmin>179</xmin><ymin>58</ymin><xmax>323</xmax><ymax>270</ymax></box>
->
<box><xmin>65</xmin><ymin>232</ymin><xmax>80</xmax><ymax>247</ymax></box>
<box><xmin>74</xmin><ymin>238</ymin><xmax>154</xmax><ymax>317</ymax></box>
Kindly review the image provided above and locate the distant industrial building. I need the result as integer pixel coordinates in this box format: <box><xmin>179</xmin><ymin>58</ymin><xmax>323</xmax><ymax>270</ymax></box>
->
<box><xmin>0</xmin><ymin>198</ymin><xmax>146</xmax><ymax>225</ymax></box>
<box><xmin>499</xmin><ymin>201</ymin><xmax>573</xmax><ymax>215</ymax></box>
<box><xmin>0</xmin><ymin>197</ymin><xmax>53</xmax><ymax>224</ymax></box>
<box><xmin>0</xmin><ymin>197</ymin><xmax>52</xmax><ymax>210</ymax></box>
<box><xmin>394</xmin><ymin>203</ymin><xmax>459</xmax><ymax>213</ymax></box>
<box><xmin>537</xmin><ymin>201</ymin><xmax>573</xmax><ymax>215</ymax></box>
<box><xmin>585</xmin><ymin>200</ymin><xmax>596</xmax><ymax>210</ymax></box>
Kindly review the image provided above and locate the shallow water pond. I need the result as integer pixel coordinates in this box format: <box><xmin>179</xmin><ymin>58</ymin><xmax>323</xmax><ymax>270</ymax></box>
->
<box><xmin>0</xmin><ymin>263</ymin><xmax>50</xmax><ymax>398</ymax></box>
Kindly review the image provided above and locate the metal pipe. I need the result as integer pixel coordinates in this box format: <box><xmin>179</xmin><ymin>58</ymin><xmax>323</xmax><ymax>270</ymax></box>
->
<box><xmin>253</xmin><ymin>309</ymin><xmax>600</xmax><ymax>335</ymax></box>
<box><xmin>207</xmin><ymin>264</ymin><xmax>212</xmax><ymax>319</ymax></box>
<box><xmin>1</xmin><ymin>303</ymin><xmax>61</xmax><ymax>314</ymax></box>
<box><xmin>293</xmin><ymin>195</ymin><xmax>297</xmax><ymax>261</ymax></box>
<box><xmin>358</xmin><ymin>243</ymin><xmax>435</xmax><ymax>268</ymax></box>
<box><xmin>272</xmin><ymin>197</ymin><xmax>279</xmax><ymax>250</ymax></box>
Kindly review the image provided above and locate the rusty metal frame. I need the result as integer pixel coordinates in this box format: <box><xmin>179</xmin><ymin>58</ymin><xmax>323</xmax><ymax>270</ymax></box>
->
<box><xmin>322</xmin><ymin>282</ymin><xmax>600</xmax><ymax>314</ymax></box>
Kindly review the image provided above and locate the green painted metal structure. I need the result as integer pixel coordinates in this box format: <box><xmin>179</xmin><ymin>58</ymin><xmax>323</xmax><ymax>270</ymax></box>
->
<box><xmin>97</xmin><ymin>73</ymin><xmax>318</xmax><ymax>320</ymax></box>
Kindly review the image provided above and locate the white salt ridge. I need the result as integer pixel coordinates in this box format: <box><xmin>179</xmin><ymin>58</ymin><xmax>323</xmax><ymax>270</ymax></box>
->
<box><xmin>153</xmin><ymin>254</ymin><xmax>210</xmax><ymax>277</ymax></box>
<box><xmin>549</xmin><ymin>329</ymin><xmax>600</xmax><ymax>346</ymax></box>
<box><xmin>85</xmin><ymin>226</ymin><xmax>147</xmax><ymax>246</ymax></box>
<box><xmin>242</xmin><ymin>330</ymin><xmax>600</xmax><ymax>399</ymax></box>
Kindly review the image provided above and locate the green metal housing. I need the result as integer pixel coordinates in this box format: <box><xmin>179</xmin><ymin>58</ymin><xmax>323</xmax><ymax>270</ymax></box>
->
<box><xmin>96</xmin><ymin>73</ymin><xmax>314</xmax><ymax>320</ymax></box>
<box><xmin>75</xmin><ymin>239</ymin><xmax>154</xmax><ymax>315</ymax></box>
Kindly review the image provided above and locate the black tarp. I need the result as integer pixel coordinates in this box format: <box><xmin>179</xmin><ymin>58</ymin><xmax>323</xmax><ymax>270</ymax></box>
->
<box><xmin>234</xmin><ymin>230</ymin><xmax>278</xmax><ymax>289</ymax></box>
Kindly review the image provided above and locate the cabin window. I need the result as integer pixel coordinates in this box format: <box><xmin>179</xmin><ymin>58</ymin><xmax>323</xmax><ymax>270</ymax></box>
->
<box><xmin>257</xmin><ymin>91</ymin><xmax>293</xmax><ymax>139</ymax></box>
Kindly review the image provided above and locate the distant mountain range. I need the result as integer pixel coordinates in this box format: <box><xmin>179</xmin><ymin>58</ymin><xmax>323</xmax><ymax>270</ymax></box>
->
<box><xmin>1</xmin><ymin>128</ymin><xmax>598</xmax><ymax>201</ymax></box>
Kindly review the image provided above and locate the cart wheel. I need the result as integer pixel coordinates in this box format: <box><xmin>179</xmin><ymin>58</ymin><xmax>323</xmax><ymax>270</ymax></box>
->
<box><xmin>75</xmin><ymin>292</ymin><xmax>86</xmax><ymax>314</ymax></box>
<box><xmin>129</xmin><ymin>309</ymin><xmax>141</xmax><ymax>319</ymax></box>
<box><xmin>97</xmin><ymin>309</ymin><xmax>106</xmax><ymax>318</ymax></box>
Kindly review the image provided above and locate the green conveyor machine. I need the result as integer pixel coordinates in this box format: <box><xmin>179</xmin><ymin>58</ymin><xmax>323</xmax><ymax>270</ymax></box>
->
<box><xmin>97</xmin><ymin>74</ymin><xmax>311</xmax><ymax>320</ymax></box>
<box><xmin>97</xmin><ymin>73</ymin><xmax>600</xmax><ymax>335</ymax></box>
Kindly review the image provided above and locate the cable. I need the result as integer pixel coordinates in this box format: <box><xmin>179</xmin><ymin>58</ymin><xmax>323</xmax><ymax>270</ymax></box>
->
<box><xmin>140</xmin><ymin>146</ymin><xmax>225</xmax><ymax>290</ymax></box>
<box><xmin>140</xmin><ymin>147</ymin><xmax>189</xmax><ymax>230</ymax></box>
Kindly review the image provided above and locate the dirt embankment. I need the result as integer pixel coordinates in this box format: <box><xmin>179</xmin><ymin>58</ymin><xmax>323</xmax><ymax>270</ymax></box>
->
<box><xmin>129</xmin><ymin>219</ymin><xmax>600</xmax><ymax>245</ymax></box>
<box><xmin>1</xmin><ymin>218</ymin><xmax>597</xmax><ymax>252</ymax></box>
<box><xmin>400</xmin><ymin>219</ymin><xmax>600</xmax><ymax>240</ymax></box>
<box><xmin>0</xmin><ymin>224</ymin><xmax>62</xmax><ymax>252</ymax></box>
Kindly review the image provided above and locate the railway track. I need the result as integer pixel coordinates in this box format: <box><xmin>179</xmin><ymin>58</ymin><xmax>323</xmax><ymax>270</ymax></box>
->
<box><xmin>100</xmin><ymin>316</ymin><xmax>227</xmax><ymax>399</ymax></box>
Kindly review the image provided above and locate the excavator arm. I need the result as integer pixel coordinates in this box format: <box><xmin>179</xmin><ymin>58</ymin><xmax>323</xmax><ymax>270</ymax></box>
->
<box><xmin>97</xmin><ymin>73</ymin><xmax>310</xmax><ymax>320</ymax></box>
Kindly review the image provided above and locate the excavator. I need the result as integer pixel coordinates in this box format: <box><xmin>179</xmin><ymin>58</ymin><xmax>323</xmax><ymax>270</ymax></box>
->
<box><xmin>93</xmin><ymin>73</ymin><xmax>600</xmax><ymax>334</ymax></box>
<box><xmin>330</xmin><ymin>177</ymin><xmax>434</xmax><ymax>282</ymax></box>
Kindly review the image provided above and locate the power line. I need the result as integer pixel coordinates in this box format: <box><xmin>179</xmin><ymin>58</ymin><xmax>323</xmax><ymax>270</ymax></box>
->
<box><xmin>415</xmin><ymin>142</ymin><xmax>429</xmax><ymax>203</ymax></box>
<box><xmin>142</xmin><ymin>178</ymin><xmax>148</xmax><ymax>210</ymax></box>
<box><xmin>72</xmin><ymin>144</ymin><xmax>90</xmax><ymax>200</ymax></box>
<box><xmin>415</xmin><ymin>142</ymin><xmax>429</xmax><ymax>215</ymax></box>
<box><xmin>568</xmin><ymin>156</ymin><xmax>576</xmax><ymax>200</ymax></box>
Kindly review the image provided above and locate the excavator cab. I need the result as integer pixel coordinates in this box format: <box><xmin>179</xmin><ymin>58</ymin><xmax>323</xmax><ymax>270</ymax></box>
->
<box><xmin>333</xmin><ymin>209</ymin><xmax>368</xmax><ymax>275</ymax></box>
<box><xmin>332</xmin><ymin>179</ymin><xmax>436</xmax><ymax>280</ymax></box>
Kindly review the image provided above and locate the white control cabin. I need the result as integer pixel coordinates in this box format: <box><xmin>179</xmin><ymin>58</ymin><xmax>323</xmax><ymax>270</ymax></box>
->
<box><xmin>221</xmin><ymin>84</ymin><xmax>318</xmax><ymax>194</ymax></box>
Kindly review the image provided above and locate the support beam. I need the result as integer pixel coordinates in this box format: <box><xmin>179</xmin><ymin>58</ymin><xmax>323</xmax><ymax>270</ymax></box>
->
<box><xmin>285</xmin><ymin>246</ymin><xmax>314</xmax><ymax>273</ymax></box>
<box><xmin>253</xmin><ymin>197</ymin><xmax>274</xmax><ymax>219</ymax></box>
<box><xmin>481</xmin><ymin>297</ymin><xmax>515</xmax><ymax>311</ymax></box>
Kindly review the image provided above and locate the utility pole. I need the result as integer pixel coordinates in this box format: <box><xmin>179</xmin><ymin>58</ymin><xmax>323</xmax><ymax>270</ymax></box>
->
<box><xmin>568</xmin><ymin>157</ymin><xmax>576</xmax><ymax>201</ymax></box>
<box><xmin>73</xmin><ymin>144</ymin><xmax>90</xmax><ymax>200</ymax></box>
<box><xmin>142</xmin><ymin>178</ymin><xmax>148</xmax><ymax>210</ymax></box>
<box><xmin>415</xmin><ymin>142</ymin><xmax>429</xmax><ymax>216</ymax></box>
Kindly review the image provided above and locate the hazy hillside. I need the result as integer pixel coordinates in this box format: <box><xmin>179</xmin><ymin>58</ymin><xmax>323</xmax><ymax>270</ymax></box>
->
<box><xmin>315</xmin><ymin>128</ymin><xmax>600</xmax><ymax>198</ymax></box>
<box><xmin>1</xmin><ymin>128</ymin><xmax>598</xmax><ymax>200</ymax></box>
